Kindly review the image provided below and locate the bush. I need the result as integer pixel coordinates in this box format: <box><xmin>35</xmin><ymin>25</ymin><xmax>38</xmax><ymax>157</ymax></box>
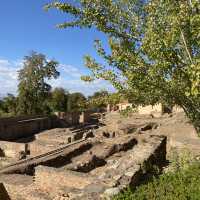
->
<box><xmin>120</xmin><ymin>106</ymin><xmax>137</xmax><ymax>118</ymax></box>
<box><xmin>113</xmin><ymin>162</ymin><xmax>200</xmax><ymax>200</ymax></box>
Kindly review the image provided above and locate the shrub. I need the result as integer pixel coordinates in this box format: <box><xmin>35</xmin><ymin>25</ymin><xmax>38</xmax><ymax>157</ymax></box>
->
<box><xmin>120</xmin><ymin>106</ymin><xmax>137</xmax><ymax>118</ymax></box>
<box><xmin>113</xmin><ymin>162</ymin><xmax>200</xmax><ymax>200</ymax></box>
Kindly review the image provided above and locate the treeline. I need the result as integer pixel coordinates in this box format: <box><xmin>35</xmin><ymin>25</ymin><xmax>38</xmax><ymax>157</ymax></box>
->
<box><xmin>0</xmin><ymin>51</ymin><xmax>120</xmax><ymax>117</ymax></box>
<box><xmin>0</xmin><ymin>89</ymin><xmax>120</xmax><ymax>117</ymax></box>
<box><xmin>0</xmin><ymin>89</ymin><xmax>81</xmax><ymax>117</ymax></box>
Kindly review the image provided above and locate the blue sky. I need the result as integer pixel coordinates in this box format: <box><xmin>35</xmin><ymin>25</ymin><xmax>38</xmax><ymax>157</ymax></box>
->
<box><xmin>0</xmin><ymin>0</ymin><xmax>114</xmax><ymax>97</ymax></box>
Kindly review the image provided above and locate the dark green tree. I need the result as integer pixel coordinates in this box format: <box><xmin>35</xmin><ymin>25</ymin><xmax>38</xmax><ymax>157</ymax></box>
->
<box><xmin>46</xmin><ymin>1</ymin><xmax>200</xmax><ymax>131</ymax></box>
<box><xmin>18</xmin><ymin>52</ymin><xmax>60</xmax><ymax>115</ymax></box>
<box><xmin>49</xmin><ymin>87</ymin><xmax>69</xmax><ymax>112</ymax></box>
<box><xmin>68</xmin><ymin>92</ymin><xmax>86</xmax><ymax>112</ymax></box>
<box><xmin>0</xmin><ymin>94</ymin><xmax>18</xmax><ymax>116</ymax></box>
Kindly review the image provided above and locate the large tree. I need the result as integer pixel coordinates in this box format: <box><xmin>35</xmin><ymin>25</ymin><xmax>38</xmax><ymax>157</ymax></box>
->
<box><xmin>18</xmin><ymin>52</ymin><xmax>60</xmax><ymax>115</ymax></box>
<box><xmin>46</xmin><ymin>1</ymin><xmax>200</xmax><ymax>130</ymax></box>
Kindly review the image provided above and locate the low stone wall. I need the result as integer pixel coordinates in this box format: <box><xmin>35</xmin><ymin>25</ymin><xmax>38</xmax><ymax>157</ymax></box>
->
<box><xmin>138</xmin><ymin>104</ymin><xmax>162</xmax><ymax>115</ymax></box>
<box><xmin>55</xmin><ymin>112</ymin><xmax>80</xmax><ymax>127</ymax></box>
<box><xmin>79</xmin><ymin>111</ymin><xmax>91</xmax><ymax>124</ymax></box>
<box><xmin>0</xmin><ymin>115</ymin><xmax>58</xmax><ymax>141</ymax></box>
<box><xmin>0</xmin><ymin>141</ymin><xmax>27</xmax><ymax>158</ymax></box>
<box><xmin>34</xmin><ymin>135</ymin><xmax>166</xmax><ymax>199</ymax></box>
<box><xmin>117</xmin><ymin>103</ymin><xmax>133</xmax><ymax>111</ymax></box>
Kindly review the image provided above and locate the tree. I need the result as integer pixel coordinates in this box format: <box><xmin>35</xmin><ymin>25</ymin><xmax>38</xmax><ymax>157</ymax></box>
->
<box><xmin>68</xmin><ymin>92</ymin><xmax>86</xmax><ymax>112</ymax></box>
<box><xmin>88</xmin><ymin>90</ymin><xmax>109</xmax><ymax>111</ymax></box>
<box><xmin>108</xmin><ymin>92</ymin><xmax>122</xmax><ymax>106</ymax></box>
<box><xmin>0</xmin><ymin>94</ymin><xmax>18</xmax><ymax>116</ymax></box>
<box><xmin>49</xmin><ymin>87</ymin><xmax>69</xmax><ymax>112</ymax></box>
<box><xmin>46</xmin><ymin>1</ymin><xmax>200</xmax><ymax>131</ymax></box>
<box><xmin>18</xmin><ymin>52</ymin><xmax>60</xmax><ymax>115</ymax></box>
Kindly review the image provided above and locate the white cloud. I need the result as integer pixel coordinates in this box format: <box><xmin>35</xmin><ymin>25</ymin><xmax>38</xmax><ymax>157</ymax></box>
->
<box><xmin>59</xmin><ymin>64</ymin><xmax>82</xmax><ymax>78</ymax></box>
<box><xmin>49</xmin><ymin>64</ymin><xmax>115</xmax><ymax>96</ymax></box>
<box><xmin>0</xmin><ymin>58</ymin><xmax>115</xmax><ymax>97</ymax></box>
<box><xmin>0</xmin><ymin>59</ymin><xmax>22</xmax><ymax>96</ymax></box>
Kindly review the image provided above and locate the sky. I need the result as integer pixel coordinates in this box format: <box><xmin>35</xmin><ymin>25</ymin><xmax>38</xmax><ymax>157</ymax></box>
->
<box><xmin>0</xmin><ymin>0</ymin><xmax>114</xmax><ymax>97</ymax></box>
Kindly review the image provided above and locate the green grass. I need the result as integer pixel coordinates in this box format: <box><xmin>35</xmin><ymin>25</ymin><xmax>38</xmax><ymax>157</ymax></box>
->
<box><xmin>113</xmin><ymin>162</ymin><xmax>200</xmax><ymax>200</ymax></box>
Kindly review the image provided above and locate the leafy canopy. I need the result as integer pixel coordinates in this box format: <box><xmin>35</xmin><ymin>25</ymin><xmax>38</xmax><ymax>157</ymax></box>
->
<box><xmin>18</xmin><ymin>52</ymin><xmax>60</xmax><ymax>115</ymax></box>
<box><xmin>0</xmin><ymin>94</ymin><xmax>18</xmax><ymax>116</ymax></box>
<box><xmin>46</xmin><ymin>0</ymin><xmax>200</xmax><ymax>129</ymax></box>
<box><xmin>68</xmin><ymin>92</ymin><xmax>87</xmax><ymax>112</ymax></box>
<box><xmin>49</xmin><ymin>87</ymin><xmax>69</xmax><ymax>112</ymax></box>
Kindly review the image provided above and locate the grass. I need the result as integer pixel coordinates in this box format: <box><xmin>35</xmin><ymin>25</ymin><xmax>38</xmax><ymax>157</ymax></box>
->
<box><xmin>113</xmin><ymin>162</ymin><xmax>200</xmax><ymax>200</ymax></box>
<box><xmin>114</xmin><ymin>150</ymin><xmax>200</xmax><ymax>200</ymax></box>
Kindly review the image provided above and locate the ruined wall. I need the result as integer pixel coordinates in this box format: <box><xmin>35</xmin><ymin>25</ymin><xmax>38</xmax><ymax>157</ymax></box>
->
<box><xmin>33</xmin><ymin>135</ymin><xmax>166</xmax><ymax>200</ymax></box>
<box><xmin>79</xmin><ymin>111</ymin><xmax>91</xmax><ymax>124</ymax></box>
<box><xmin>138</xmin><ymin>104</ymin><xmax>163</xmax><ymax>115</ymax></box>
<box><xmin>0</xmin><ymin>112</ymin><xmax>89</xmax><ymax>141</ymax></box>
<box><xmin>0</xmin><ymin>115</ymin><xmax>58</xmax><ymax>141</ymax></box>
<box><xmin>117</xmin><ymin>103</ymin><xmax>133</xmax><ymax>111</ymax></box>
<box><xmin>55</xmin><ymin>112</ymin><xmax>80</xmax><ymax>127</ymax></box>
<box><xmin>136</xmin><ymin>104</ymin><xmax>183</xmax><ymax>116</ymax></box>
<box><xmin>0</xmin><ymin>141</ymin><xmax>26</xmax><ymax>158</ymax></box>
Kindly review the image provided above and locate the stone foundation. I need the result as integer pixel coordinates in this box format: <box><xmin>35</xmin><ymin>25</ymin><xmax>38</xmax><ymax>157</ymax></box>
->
<box><xmin>33</xmin><ymin>135</ymin><xmax>166</xmax><ymax>199</ymax></box>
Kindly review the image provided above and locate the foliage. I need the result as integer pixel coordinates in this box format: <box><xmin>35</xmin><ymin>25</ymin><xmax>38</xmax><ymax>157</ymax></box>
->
<box><xmin>108</xmin><ymin>92</ymin><xmax>122</xmax><ymax>106</ymax></box>
<box><xmin>1</xmin><ymin>94</ymin><xmax>18</xmax><ymax>115</ymax></box>
<box><xmin>0</xmin><ymin>94</ymin><xmax>18</xmax><ymax>117</ymax></box>
<box><xmin>87</xmin><ymin>90</ymin><xmax>123</xmax><ymax>111</ymax></box>
<box><xmin>46</xmin><ymin>0</ymin><xmax>200</xmax><ymax>131</ymax></box>
<box><xmin>67</xmin><ymin>92</ymin><xmax>87</xmax><ymax>112</ymax></box>
<box><xmin>17</xmin><ymin>52</ymin><xmax>59</xmax><ymax>115</ymax></box>
<box><xmin>114</xmin><ymin>161</ymin><xmax>200</xmax><ymax>200</ymax></box>
<box><xmin>88</xmin><ymin>90</ymin><xmax>109</xmax><ymax>111</ymax></box>
<box><xmin>167</xmin><ymin>148</ymin><xmax>198</xmax><ymax>172</ymax></box>
<box><xmin>49</xmin><ymin>87</ymin><xmax>69</xmax><ymax>112</ymax></box>
<box><xmin>120</xmin><ymin>106</ymin><xmax>137</xmax><ymax>118</ymax></box>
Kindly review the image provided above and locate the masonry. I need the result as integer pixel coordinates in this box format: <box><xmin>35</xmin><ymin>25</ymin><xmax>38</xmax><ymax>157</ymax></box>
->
<box><xmin>0</xmin><ymin>111</ymin><xmax>170</xmax><ymax>200</ymax></box>
<box><xmin>0</xmin><ymin>115</ymin><xmax>58</xmax><ymax>141</ymax></box>
<box><xmin>0</xmin><ymin>111</ymin><xmax>91</xmax><ymax>141</ymax></box>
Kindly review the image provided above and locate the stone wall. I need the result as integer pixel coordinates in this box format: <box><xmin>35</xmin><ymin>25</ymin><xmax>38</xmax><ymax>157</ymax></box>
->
<box><xmin>79</xmin><ymin>111</ymin><xmax>91</xmax><ymax>124</ymax></box>
<box><xmin>33</xmin><ymin>135</ymin><xmax>166</xmax><ymax>200</ymax></box>
<box><xmin>0</xmin><ymin>115</ymin><xmax>58</xmax><ymax>141</ymax></box>
<box><xmin>54</xmin><ymin>112</ymin><xmax>80</xmax><ymax>127</ymax></box>
<box><xmin>117</xmin><ymin>103</ymin><xmax>133</xmax><ymax>111</ymax></box>
<box><xmin>0</xmin><ymin>141</ymin><xmax>27</xmax><ymax>158</ymax></box>
<box><xmin>138</xmin><ymin>104</ymin><xmax>163</xmax><ymax>115</ymax></box>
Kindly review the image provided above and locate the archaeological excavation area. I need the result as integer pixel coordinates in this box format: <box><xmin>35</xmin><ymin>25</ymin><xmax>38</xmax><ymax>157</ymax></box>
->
<box><xmin>0</xmin><ymin>112</ymin><xmax>168</xmax><ymax>200</ymax></box>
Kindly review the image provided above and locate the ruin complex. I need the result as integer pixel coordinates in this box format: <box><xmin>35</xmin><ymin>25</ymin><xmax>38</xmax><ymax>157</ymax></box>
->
<box><xmin>0</xmin><ymin>108</ymin><xmax>198</xmax><ymax>200</ymax></box>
